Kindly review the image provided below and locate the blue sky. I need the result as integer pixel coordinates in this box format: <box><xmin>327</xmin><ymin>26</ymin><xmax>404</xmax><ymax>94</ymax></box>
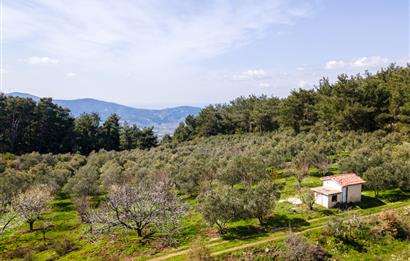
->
<box><xmin>2</xmin><ymin>0</ymin><xmax>409</xmax><ymax>108</ymax></box>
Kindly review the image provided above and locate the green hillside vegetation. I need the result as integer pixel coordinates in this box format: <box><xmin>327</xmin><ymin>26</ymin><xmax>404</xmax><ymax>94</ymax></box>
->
<box><xmin>0</xmin><ymin>98</ymin><xmax>158</xmax><ymax>155</ymax></box>
<box><xmin>173</xmin><ymin>64</ymin><xmax>410</xmax><ymax>141</ymax></box>
<box><xmin>0</xmin><ymin>66</ymin><xmax>410</xmax><ymax>260</ymax></box>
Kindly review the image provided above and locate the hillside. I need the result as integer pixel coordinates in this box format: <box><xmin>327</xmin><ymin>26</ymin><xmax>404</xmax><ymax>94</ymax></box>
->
<box><xmin>6</xmin><ymin>92</ymin><xmax>201</xmax><ymax>136</ymax></box>
<box><xmin>1</xmin><ymin>66</ymin><xmax>410</xmax><ymax>260</ymax></box>
<box><xmin>0</xmin><ymin>131</ymin><xmax>409</xmax><ymax>260</ymax></box>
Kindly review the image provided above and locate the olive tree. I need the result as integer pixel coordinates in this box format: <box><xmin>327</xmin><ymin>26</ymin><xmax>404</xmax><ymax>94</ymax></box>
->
<box><xmin>64</xmin><ymin>164</ymin><xmax>100</xmax><ymax>196</ymax></box>
<box><xmin>300</xmin><ymin>187</ymin><xmax>315</xmax><ymax>211</ymax></box>
<box><xmin>13</xmin><ymin>186</ymin><xmax>52</xmax><ymax>230</ymax></box>
<box><xmin>198</xmin><ymin>183</ymin><xmax>242</xmax><ymax>234</ymax></box>
<box><xmin>287</xmin><ymin>161</ymin><xmax>310</xmax><ymax>188</ymax></box>
<box><xmin>243</xmin><ymin>181</ymin><xmax>279</xmax><ymax>225</ymax></box>
<box><xmin>363</xmin><ymin>166</ymin><xmax>390</xmax><ymax>197</ymax></box>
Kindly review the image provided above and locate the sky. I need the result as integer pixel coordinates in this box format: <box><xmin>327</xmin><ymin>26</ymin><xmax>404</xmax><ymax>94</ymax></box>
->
<box><xmin>2</xmin><ymin>0</ymin><xmax>409</xmax><ymax>108</ymax></box>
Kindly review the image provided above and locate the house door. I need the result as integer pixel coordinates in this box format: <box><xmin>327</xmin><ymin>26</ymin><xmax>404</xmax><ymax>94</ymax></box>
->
<box><xmin>342</xmin><ymin>186</ymin><xmax>348</xmax><ymax>204</ymax></box>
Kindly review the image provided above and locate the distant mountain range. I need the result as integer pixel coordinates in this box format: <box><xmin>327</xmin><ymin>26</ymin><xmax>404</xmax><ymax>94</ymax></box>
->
<box><xmin>6</xmin><ymin>92</ymin><xmax>201</xmax><ymax>136</ymax></box>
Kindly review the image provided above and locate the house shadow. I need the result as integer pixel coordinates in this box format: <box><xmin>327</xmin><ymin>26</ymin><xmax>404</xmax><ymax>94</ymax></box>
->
<box><xmin>356</xmin><ymin>195</ymin><xmax>385</xmax><ymax>209</ymax></box>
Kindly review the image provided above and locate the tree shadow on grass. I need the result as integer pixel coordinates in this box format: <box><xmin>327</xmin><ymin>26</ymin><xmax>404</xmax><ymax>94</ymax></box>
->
<box><xmin>53</xmin><ymin>200</ymin><xmax>75</xmax><ymax>212</ymax></box>
<box><xmin>342</xmin><ymin>238</ymin><xmax>366</xmax><ymax>253</ymax></box>
<box><xmin>378</xmin><ymin>190</ymin><xmax>410</xmax><ymax>202</ymax></box>
<box><xmin>264</xmin><ymin>214</ymin><xmax>308</xmax><ymax>230</ymax></box>
<box><xmin>222</xmin><ymin>224</ymin><xmax>263</xmax><ymax>240</ymax></box>
<box><xmin>357</xmin><ymin>195</ymin><xmax>385</xmax><ymax>209</ymax></box>
<box><xmin>317</xmin><ymin>209</ymin><xmax>336</xmax><ymax>216</ymax></box>
<box><xmin>222</xmin><ymin>214</ymin><xmax>308</xmax><ymax>240</ymax></box>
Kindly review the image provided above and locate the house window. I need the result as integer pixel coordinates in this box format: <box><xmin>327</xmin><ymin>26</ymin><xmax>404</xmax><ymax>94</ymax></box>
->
<box><xmin>331</xmin><ymin>195</ymin><xmax>337</xmax><ymax>202</ymax></box>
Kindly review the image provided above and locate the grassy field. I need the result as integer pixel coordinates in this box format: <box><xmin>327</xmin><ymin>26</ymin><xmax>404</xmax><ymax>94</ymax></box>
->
<box><xmin>1</xmin><ymin>174</ymin><xmax>409</xmax><ymax>261</ymax></box>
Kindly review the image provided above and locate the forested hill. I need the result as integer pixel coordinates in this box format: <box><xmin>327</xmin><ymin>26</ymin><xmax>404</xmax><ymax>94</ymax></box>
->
<box><xmin>6</xmin><ymin>92</ymin><xmax>201</xmax><ymax>136</ymax></box>
<box><xmin>173</xmin><ymin>64</ymin><xmax>410</xmax><ymax>141</ymax></box>
<box><xmin>0</xmin><ymin>96</ymin><xmax>159</xmax><ymax>155</ymax></box>
<box><xmin>1</xmin><ymin>65</ymin><xmax>409</xmax><ymax>155</ymax></box>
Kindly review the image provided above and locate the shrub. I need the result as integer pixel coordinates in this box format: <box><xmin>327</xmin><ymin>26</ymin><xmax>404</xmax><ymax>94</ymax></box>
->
<box><xmin>188</xmin><ymin>237</ymin><xmax>213</xmax><ymax>261</ymax></box>
<box><xmin>5</xmin><ymin>247</ymin><xmax>33</xmax><ymax>260</ymax></box>
<box><xmin>376</xmin><ymin>210</ymin><xmax>410</xmax><ymax>240</ymax></box>
<box><xmin>53</xmin><ymin>238</ymin><xmax>77</xmax><ymax>256</ymax></box>
<box><xmin>280</xmin><ymin>234</ymin><xmax>329</xmax><ymax>261</ymax></box>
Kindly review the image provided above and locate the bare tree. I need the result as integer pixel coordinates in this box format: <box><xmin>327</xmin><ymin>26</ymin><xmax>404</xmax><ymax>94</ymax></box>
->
<box><xmin>13</xmin><ymin>185</ymin><xmax>52</xmax><ymax>231</ymax></box>
<box><xmin>0</xmin><ymin>206</ymin><xmax>21</xmax><ymax>236</ymax></box>
<box><xmin>105</xmin><ymin>174</ymin><xmax>187</xmax><ymax>238</ymax></box>
<box><xmin>0</xmin><ymin>191</ymin><xmax>18</xmax><ymax>235</ymax></box>
<box><xmin>72</xmin><ymin>195</ymin><xmax>94</xmax><ymax>231</ymax></box>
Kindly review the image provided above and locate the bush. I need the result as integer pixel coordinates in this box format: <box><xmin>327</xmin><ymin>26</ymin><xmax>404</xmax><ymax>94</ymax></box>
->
<box><xmin>372</xmin><ymin>210</ymin><xmax>410</xmax><ymax>240</ymax></box>
<box><xmin>280</xmin><ymin>234</ymin><xmax>329</xmax><ymax>261</ymax></box>
<box><xmin>188</xmin><ymin>237</ymin><xmax>213</xmax><ymax>261</ymax></box>
<box><xmin>5</xmin><ymin>247</ymin><xmax>33</xmax><ymax>260</ymax></box>
<box><xmin>53</xmin><ymin>238</ymin><xmax>77</xmax><ymax>256</ymax></box>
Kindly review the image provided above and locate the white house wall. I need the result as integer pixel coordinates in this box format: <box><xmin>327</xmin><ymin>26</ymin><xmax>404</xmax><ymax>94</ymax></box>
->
<box><xmin>314</xmin><ymin>193</ymin><xmax>329</xmax><ymax>208</ymax></box>
<box><xmin>347</xmin><ymin>184</ymin><xmax>362</xmax><ymax>203</ymax></box>
<box><xmin>314</xmin><ymin>192</ymin><xmax>342</xmax><ymax>208</ymax></box>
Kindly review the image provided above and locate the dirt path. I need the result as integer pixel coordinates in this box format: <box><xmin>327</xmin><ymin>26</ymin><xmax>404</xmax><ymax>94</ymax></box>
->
<box><xmin>148</xmin><ymin>241</ymin><xmax>228</xmax><ymax>261</ymax></box>
<box><xmin>146</xmin><ymin>204</ymin><xmax>410</xmax><ymax>261</ymax></box>
<box><xmin>148</xmin><ymin>226</ymin><xmax>321</xmax><ymax>261</ymax></box>
<box><xmin>210</xmin><ymin>226</ymin><xmax>322</xmax><ymax>257</ymax></box>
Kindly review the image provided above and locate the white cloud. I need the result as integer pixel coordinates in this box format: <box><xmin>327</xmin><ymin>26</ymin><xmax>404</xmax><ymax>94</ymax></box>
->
<box><xmin>325</xmin><ymin>60</ymin><xmax>346</xmax><ymax>69</ymax></box>
<box><xmin>27</xmin><ymin>56</ymin><xmax>59</xmax><ymax>65</ymax></box>
<box><xmin>6</xmin><ymin>1</ymin><xmax>313</xmax><ymax>69</ymax></box>
<box><xmin>325</xmin><ymin>56</ymin><xmax>390</xmax><ymax>70</ymax></box>
<box><xmin>296</xmin><ymin>67</ymin><xmax>305</xmax><ymax>71</ymax></box>
<box><xmin>66</xmin><ymin>72</ymin><xmax>76</xmax><ymax>77</ymax></box>
<box><xmin>298</xmin><ymin>80</ymin><xmax>308</xmax><ymax>88</ymax></box>
<box><xmin>4</xmin><ymin>0</ymin><xmax>317</xmax><ymax>105</ymax></box>
<box><xmin>234</xmin><ymin>69</ymin><xmax>269</xmax><ymax>81</ymax></box>
<box><xmin>259</xmin><ymin>82</ymin><xmax>270</xmax><ymax>87</ymax></box>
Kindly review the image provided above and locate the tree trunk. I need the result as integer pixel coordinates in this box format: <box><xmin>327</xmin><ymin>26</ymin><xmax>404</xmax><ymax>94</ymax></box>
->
<box><xmin>137</xmin><ymin>227</ymin><xmax>143</xmax><ymax>237</ymax></box>
<box><xmin>215</xmin><ymin>221</ymin><xmax>226</xmax><ymax>235</ymax></box>
<box><xmin>29</xmin><ymin>221</ymin><xmax>34</xmax><ymax>231</ymax></box>
<box><xmin>258</xmin><ymin>216</ymin><xmax>265</xmax><ymax>226</ymax></box>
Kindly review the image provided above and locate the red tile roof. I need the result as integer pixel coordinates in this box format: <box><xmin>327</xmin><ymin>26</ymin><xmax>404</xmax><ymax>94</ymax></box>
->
<box><xmin>321</xmin><ymin>173</ymin><xmax>366</xmax><ymax>187</ymax></box>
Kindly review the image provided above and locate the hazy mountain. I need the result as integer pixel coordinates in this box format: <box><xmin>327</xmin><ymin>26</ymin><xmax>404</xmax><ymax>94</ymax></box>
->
<box><xmin>6</xmin><ymin>92</ymin><xmax>201</xmax><ymax>136</ymax></box>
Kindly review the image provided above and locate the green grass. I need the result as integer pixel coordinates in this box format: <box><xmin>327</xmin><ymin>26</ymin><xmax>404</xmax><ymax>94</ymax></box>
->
<box><xmin>0</xmin><ymin>195</ymin><xmax>86</xmax><ymax>260</ymax></box>
<box><xmin>2</xmin><ymin>183</ymin><xmax>410</xmax><ymax>260</ymax></box>
<box><xmin>210</xmin><ymin>202</ymin><xmax>410</xmax><ymax>261</ymax></box>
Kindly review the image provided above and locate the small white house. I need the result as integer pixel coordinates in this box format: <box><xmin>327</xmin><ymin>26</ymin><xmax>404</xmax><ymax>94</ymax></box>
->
<box><xmin>311</xmin><ymin>173</ymin><xmax>366</xmax><ymax>208</ymax></box>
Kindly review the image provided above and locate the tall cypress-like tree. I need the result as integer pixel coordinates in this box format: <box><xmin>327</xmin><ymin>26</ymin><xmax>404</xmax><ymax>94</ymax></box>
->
<box><xmin>33</xmin><ymin>98</ymin><xmax>74</xmax><ymax>153</ymax></box>
<box><xmin>280</xmin><ymin>89</ymin><xmax>318</xmax><ymax>133</ymax></box>
<box><xmin>0</xmin><ymin>96</ymin><xmax>36</xmax><ymax>154</ymax></box>
<box><xmin>100</xmin><ymin>114</ymin><xmax>120</xmax><ymax>151</ymax></box>
<box><xmin>74</xmin><ymin>113</ymin><xmax>101</xmax><ymax>154</ymax></box>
